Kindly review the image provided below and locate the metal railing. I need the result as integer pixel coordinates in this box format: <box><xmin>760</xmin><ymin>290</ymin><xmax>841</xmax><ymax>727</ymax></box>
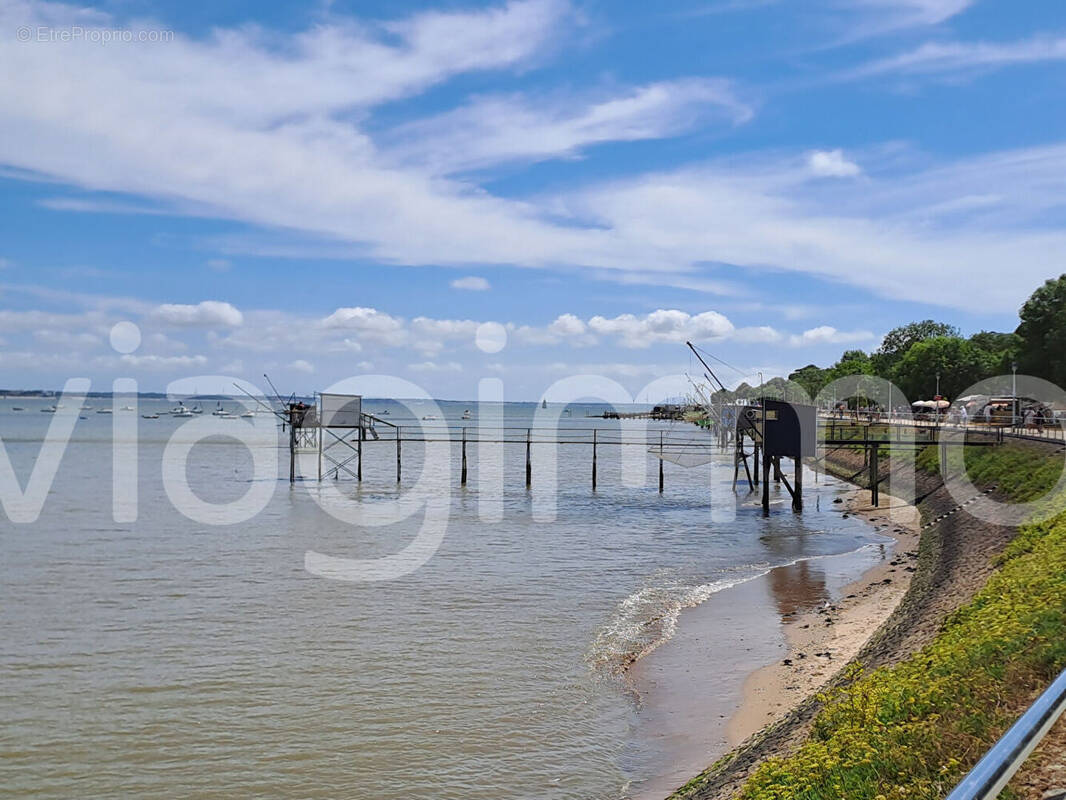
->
<box><xmin>946</xmin><ymin>667</ymin><xmax>1066</xmax><ymax>800</ymax></box>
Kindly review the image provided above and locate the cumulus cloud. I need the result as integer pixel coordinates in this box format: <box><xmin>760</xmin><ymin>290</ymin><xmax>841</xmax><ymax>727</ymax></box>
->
<box><xmin>808</xmin><ymin>149</ymin><xmax>862</xmax><ymax>177</ymax></box>
<box><xmin>321</xmin><ymin>307</ymin><xmax>406</xmax><ymax>337</ymax></box>
<box><xmin>788</xmin><ymin>325</ymin><xmax>875</xmax><ymax>346</ymax></box>
<box><xmin>408</xmin><ymin>360</ymin><xmax>463</xmax><ymax>372</ymax></box>
<box><xmin>450</xmin><ymin>276</ymin><xmax>491</xmax><ymax>291</ymax></box>
<box><xmin>588</xmin><ymin>309</ymin><xmax>734</xmax><ymax>348</ymax></box>
<box><xmin>288</xmin><ymin>359</ymin><xmax>314</xmax><ymax>373</ymax></box>
<box><xmin>150</xmin><ymin>301</ymin><xmax>244</xmax><ymax>328</ymax></box>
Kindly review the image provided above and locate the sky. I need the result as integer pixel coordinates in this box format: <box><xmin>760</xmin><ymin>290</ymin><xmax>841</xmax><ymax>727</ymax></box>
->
<box><xmin>0</xmin><ymin>0</ymin><xmax>1064</xmax><ymax>400</ymax></box>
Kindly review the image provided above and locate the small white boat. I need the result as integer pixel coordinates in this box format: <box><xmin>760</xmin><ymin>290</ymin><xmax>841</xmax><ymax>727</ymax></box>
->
<box><xmin>122</xmin><ymin>406</ymin><xmax>135</xmax><ymax>411</ymax></box>
<box><xmin>142</xmin><ymin>413</ymin><xmax>160</xmax><ymax>419</ymax></box>
<box><xmin>96</xmin><ymin>408</ymin><xmax>113</xmax><ymax>415</ymax></box>
<box><xmin>41</xmin><ymin>406</ymin><xmax>56</xmax><ymax>413</ymax></box>
<box><xmin>174</xmin><ymin>409</ymin><xmax>193</xmax><ymax>418</ymax></box>
<box><xmin>240</xmin><ymin>411</ymin><xmax>255</xmax><ymax>418</ymax></box>
<box><xmin>422</xmin><ymin>414</ymin><xmax>438</xmax><ymax>421</ymax></box>
<box><xmin>11</xmin><ymin>406</ymin><xmax>23</xmax><ymax>411</ymax></box>
<box><xmin>191</xmin><ymin>404</ymin><xmax>203</xmax><ymax>414</ymax></box>
<box><xmin>379</xmin><ymin>409</ymin><xmax>390</xmax><ymax>415</ymax></box>
<box><xmin>462</xmin><ymin>409</ymin><xmax>472</xmax><ymax>420</ymax></box>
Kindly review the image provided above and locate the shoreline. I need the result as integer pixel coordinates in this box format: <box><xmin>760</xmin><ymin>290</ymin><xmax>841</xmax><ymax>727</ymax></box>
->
<box><xmin>624</xmin><ymin>480</ymin><xmax>921</xmax><ymax>800</ymax></box>
<box><xmin>725</xmin><ymin>487</ymin><xmax>920</xmax><ymax>746</ymax></box>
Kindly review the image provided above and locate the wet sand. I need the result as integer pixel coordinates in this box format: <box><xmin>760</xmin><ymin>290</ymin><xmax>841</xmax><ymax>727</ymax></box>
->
<box><xmin>625</xmin><ymin>487</ymin><xmax>920</xmax><ymax>800</ymax></box>
<box><xmin>727</xmin><ymin>489</ymin><xmax>920</xmax><ymax>745</ymax></box>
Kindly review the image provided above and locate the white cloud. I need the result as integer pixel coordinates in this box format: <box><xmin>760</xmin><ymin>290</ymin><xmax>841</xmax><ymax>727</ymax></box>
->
<box><xmin>408</xmin><ymin>360</ymin><xmax>463</xmax><ymax>372</ymax></box>
<box><xmin>450</xmin><ymin>276</ymin><xmax>491</xmax><ymax>291</ymax></box>
<box><xmin>321</xmin><ymin>307</ymin><xmax>405</xmax><ymax>337</ymax></box>
<box><xmin>0</xmin><ymin>0</ymin><xmax>1059</xmax><ymax>314</ymax></box>
<box><xmin>733</xmin><ymin>325</ymin><xmax>782</xmax><ymax>343</ymax></box>
<box><xmin>119</xmin><ymin>353</ymin><xmax>208</xmax><ymax>369</ymax></box>
<box><xmin>588</xmin><ymin>309</ymin><xmax>734</xmax><ymax>348</ymax></box>
<box><xmin>838</xmin><ymin>0</ymin><xmax>973</xmax><ymax>39</ymax></box>
<box><xmin>388</xmin><ymin>78</ymin><xmax>753</xmax><ymax>173</ymax></box>
<box><xmin>788</xmin><ymin>325</ymin><xmax>875</xmax><ymax>346</ymax></box>
<box><xmin>288</xmin><ymin>359</ymin><xmax>314</xmax><ymax>373</ymax></box>
<box><xmin>807</xmin><ymin>149</ymin><xmax>862</xmax><ymax>177</ymax></box>
<box><xmin>849</xmin><ymin>0</ymin><xmax>972</xmax><ymax>27</ymax></box>
<box><xmin>206</xmin><ymin>258</ymin><xmax>232</xmax><ymax>272</ymax></box>
<box><xmin>854</xmin><ymin>35</ymin><xmax>1066</xmax><ymax>78</ymax></box>
<box><xmin>150</xmin><ymin>301</ymin><xmax>244</xmax><ymax>328</ymax></box>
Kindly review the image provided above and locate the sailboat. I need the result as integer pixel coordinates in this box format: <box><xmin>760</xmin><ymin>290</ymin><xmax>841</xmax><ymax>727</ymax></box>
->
<box><xmin>542</xmin><ymin>398</ymin><xmax>548</xmax><ymax>409</ymax></box>
<box><xmin>171</xmin><ymin>402</ymin><xmax>193</xmax><ymax>417</ymax></box>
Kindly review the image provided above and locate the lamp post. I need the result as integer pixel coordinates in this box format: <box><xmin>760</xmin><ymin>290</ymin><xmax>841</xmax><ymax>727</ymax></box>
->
<box><xmin>936</xmin><ymin>370</ymin><xmax>941</xmax><ymax>425</ymax></box>
<box><xmin>1012</xmin><ymin>361</ymin><xmax>1018</xmax><ymax>429</ymax></box>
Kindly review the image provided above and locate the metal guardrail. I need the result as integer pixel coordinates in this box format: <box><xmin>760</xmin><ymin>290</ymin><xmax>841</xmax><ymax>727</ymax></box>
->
<box><xmin>946</xmin><ymin>667</ymin><xmax>1066</xmax><ymax>800</ymax></box>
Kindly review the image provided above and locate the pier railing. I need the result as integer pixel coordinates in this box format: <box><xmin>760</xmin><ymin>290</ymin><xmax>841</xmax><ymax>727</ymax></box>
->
<box><xmin>945</xmin><ymin>667</ymin><xmax>1066</xmax><ymax>800</ymax></box>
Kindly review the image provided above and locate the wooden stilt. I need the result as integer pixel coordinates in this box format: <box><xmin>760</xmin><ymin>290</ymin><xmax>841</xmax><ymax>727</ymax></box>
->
<box><xmin>793</xmin><ymin>457</ymin><xmax>803</xmax><ymax>512</ymax></box>
<box><xmin>659</xmin><ymin>431</ymin><xmax>664</xmax><ymax>493</ymax></box>
<box><xmin>396</xmin><ymin>428</ymin><xmax>402</xmax><ymax>484</ymax></box>
<box><xmin>870</xmin><ymin>445</ymin><xmax>879</xmax><ymax>507</ymax></box>
<box><xmin>753</xmin><ymin>437</ymin><xmax>760</xmax><ymax>486</ymax></box>
<box><xmin>761</xmin><ymin>443</ymin><xmax>770</xmax><ymax>515</ymax></box>
<box><xmin>525</xmin><ymin>428</ymin><xmax>532</xmax><ymax>489</ymax></box>
<box><xmin>288</xmin><ymin>412</ymin><xmax>296</xmax><ymax>484</ymax></box>
<box><xmin>461</xmin><ymin>427</ymin><xmax>468</xmax><ymax>487</ymax></box>
<box><xmin>592</xmin><ymin>429</ymin><xmax>598</xmax><ymax>491</ymax></box>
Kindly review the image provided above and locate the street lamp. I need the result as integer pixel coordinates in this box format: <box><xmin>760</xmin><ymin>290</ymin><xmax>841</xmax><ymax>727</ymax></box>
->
<box><xmin>1012</xmin><ymin>361</ymin><xmax>1018</xmax><ymax>428</ymax></box>
<box><xmin>935</xmin><ymin>370</ymin><xmax>941</xmax><ymax>425</ymax></box>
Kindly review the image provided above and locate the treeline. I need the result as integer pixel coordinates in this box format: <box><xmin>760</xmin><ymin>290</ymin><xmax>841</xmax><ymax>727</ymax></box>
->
<box><xmin>721</xmin><ymin>274</ymin><xmax>1066</xmax><ymax>404</ymax></box>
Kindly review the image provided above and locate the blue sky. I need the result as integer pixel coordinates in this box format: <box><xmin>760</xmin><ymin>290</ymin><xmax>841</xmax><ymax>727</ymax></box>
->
<box><xmin>0</xmin><ymin>0</ymin><xmax>1063</xmax><ymax>399</ymax></box>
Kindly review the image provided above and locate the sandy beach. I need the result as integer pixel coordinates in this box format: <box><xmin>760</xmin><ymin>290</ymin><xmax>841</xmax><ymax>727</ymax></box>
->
<box><xmin>625</xmin><ymin>483</ymin><xmax>921</xmax><ymax>800</ymax></box>
<box><xmin>726</xmin><ymin>488</ymin><xmax>921</xmax><ymax>745</ymax></box>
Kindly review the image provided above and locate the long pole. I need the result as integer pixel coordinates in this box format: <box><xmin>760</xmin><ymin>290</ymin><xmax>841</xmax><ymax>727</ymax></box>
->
<box><xmin>659</xmin><ymin>431</ymin><xmax>664</xmax><ymax>493</ymax></box>
<box><xmin>525</xmin><ymin>428</ymin><xmax>532</xmax><ymax>489</ymax></box>
<box><xmin>1012</xmin><ymin>361</ymin><xmax>1018</xmax><ymax>428</ymax></box>
<box><xmin>592</xmin><ymin>429</ymin><xmax>598</xmax><ymax>491</ymax></box>
<box><xmin>461</xmin><ymin>427</ymin><xmax>468</xmax><ymax>487</ymax></box>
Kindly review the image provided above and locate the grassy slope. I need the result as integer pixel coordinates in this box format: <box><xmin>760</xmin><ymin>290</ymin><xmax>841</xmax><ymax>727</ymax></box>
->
<box><xmin>731</xmin><ymin>442</ymin><xmax>1066</xmax><ymax>800</ymax></box>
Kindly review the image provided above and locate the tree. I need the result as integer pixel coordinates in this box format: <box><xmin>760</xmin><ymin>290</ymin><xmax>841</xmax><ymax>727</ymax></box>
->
<box><xmin>1016</xmin><ymin>275</ymin><xmax>1066</xmax><ymax>388</ymax></box>
<box><xmin>829</xmin><ymin>350</ymin><xmax>873</xmax><ymax>380</ymax></box>
<box><xmin>890</xmin><ymin>337</ymin><xmax>994</xmax><ymax>401</ymax></box>
<box><xmin>873</xmin><ymin>320</ymin><xmax>960</xmax><ymax>374</ymax></box>
<box><xmin>788</xmin><ymin>364</ymin><xmax>829</xmax><ymax>399</ymax></box>
<box><xmin>969</xmin><ymin>330</ymin><xmax>1021</xmax><ymax>376</ymax></box>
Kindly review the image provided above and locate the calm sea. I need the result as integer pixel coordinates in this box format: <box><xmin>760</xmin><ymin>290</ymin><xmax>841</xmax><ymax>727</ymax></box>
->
<box><xmin>0</xmin><ymin>397</ymin><xmax>889</xmax><ymax>799</ymax></box>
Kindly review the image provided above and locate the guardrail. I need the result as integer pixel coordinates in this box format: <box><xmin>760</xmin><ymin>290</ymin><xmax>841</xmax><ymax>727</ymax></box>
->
<box><xmin>946</xmin><ymin>667</ymin><xmax>1066</xmax><ymax>800</ymax></box>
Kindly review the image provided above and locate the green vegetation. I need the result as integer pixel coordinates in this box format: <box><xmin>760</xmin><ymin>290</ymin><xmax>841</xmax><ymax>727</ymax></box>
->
<box><xmin>733</xmin><ymin>444</ymin><xmax>1066</xmax><ymax>800</ymax></box>
<box><xmin>917</xmin><ymin>441</ymin><xmax>1066</xmax><ymax>507</ymax></box>
<box><xmin>769</xmin><ymin>275</ymin><xmax>1066</xmax><ymax>404</ymax></box>
<box><xmin>1017</xmin><ymin>276</ymin><xmax>1066</xmax><ymax>389</ymax></box>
